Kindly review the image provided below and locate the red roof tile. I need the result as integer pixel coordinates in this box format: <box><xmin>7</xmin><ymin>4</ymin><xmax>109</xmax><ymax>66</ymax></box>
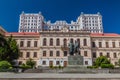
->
<box><xmin>91</xmin><ymin>33</ymin><xmax>120</xmax><ymax>37</ymax></box>
<box><xmin>5</xmin><ymin>32</ymin><xmax>39</xmax><ymax>35</ymax></box>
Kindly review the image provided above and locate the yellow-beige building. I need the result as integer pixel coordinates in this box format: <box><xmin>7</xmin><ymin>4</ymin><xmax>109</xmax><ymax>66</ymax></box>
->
<box><xmin>4</xmin><ymin>28</ymin><xmax>120</xmax><ymax>67</ymax></box>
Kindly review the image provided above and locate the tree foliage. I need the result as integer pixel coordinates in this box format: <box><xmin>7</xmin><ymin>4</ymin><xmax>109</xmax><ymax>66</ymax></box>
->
<box><xmin>94</xmin><ymin>56</ymin><xmax>114</xmax><ymax>68</ymax></box>
<box><xmin>26</xmin><ymin>58</ymin><xmax>36</xmax><ymax>68</ymax></box>
<box><xmin>0</xmin><ymin>61</ymin><xmax>12</xmax><ymax>69</ymax></box>
<box><xmin>0</xmin><ymin>34</ymin><xmax>19</xmax><ymax>64</ymax></box>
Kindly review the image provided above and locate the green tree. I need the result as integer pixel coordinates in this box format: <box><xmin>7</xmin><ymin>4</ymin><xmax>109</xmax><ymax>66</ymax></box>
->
<box><xmin>26</xmin><ymin>58</ymin><xmax>36</xmax><ymax>68</ymax></box>
<box><xmin>0</xmin><ymin>34</ymin><xmax>9</xmax><ymax>61</ymax></box>
<box><xmin>118</xmin><ymin>59</ymin><xmax>120</xmax><ymax>66</ymax></box>
<box><xmin>0</xmin><ymin>34</ymin><xmax>20</xmax><ymax>64</ymax></box>
<box><xmin>7</xmin><ymin>35</ymin><xmax>20</xmax><ymax>63</ymax></box>
<box><xmin>94</xmin><ymin>56</ymin><xmax>114</xmax><ymax>68</ymax></box>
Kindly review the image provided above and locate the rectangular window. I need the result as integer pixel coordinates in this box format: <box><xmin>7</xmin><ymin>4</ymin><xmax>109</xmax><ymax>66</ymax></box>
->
<box><xmin>56</xmin><ymin>61</ymin><xmax>60</xmax><ymax>65</ymax></box>
<box><xmin>99</xmin><ymin>42</ymin><xmax>102</xmax><ymax>48</ymax></box>
<box><xmin>100</xmin><ymin>52</ymin><xmax>103</xmax><ymax>56</ymax></box>
<box><xmin>33</xmin><ymin>52</ymin><xmax>37</xmax><ymax>57</ymax></box>
<box><xmin>20</xmin><ymin>52</ymin><xmax>23</xmax><ymax>58</ymax></box>
<box><xmin>26</xmin><ymin>52</ymin><xmax>30</xmax><ymax>58</ymax></box>
<box><xmin>106</xmin><ymin>42</ymin><xmax>109</xmax><ymax>48</ymax></box>
<box><xmin>92</xmin><ymin>42</ymin><xmax>95</xmax><ymax>47</ymax></box>
<box><xmin>42</xmin><ymin>61</ymin><xmax>46</xmax><ymax>65</ymax></box>
<box><xmin>20</xmin><ymin>41</ymin><xmax>24</xmax><ymax>47</ymax></box>
<box><xmin>50</xmin><ymin>51</ymin><xmax>53</xmax><ymax>57</ymax></box>
<box><xmin>56</xmin><ymin>51</ymin><xmax>60</xmax><ymax>57</ymax></box>
<box><xmin>112</xmin><ymin>42</ymin><xmax>115</xmax><ymax>48</ymax></box>
<box><xmin>107</xmin><ymin>53</ymin><xmax>110</xmax><ymax>58</ymax></box>
<box><xmin>83</xmin><ymin>39</ymin><xmax>87</xmax><ymax>46</ymax></box>
<box><xmin>113</xmin><ymin>53</ymin><xmax>117</xmax><ymax>58</ymax></box>
<box><xmin>27</xmin><ymin>41</ymin><xmax>31</xmax><ymax>47</ymax></box>
<box><xmin>19</xmin><ymin>61</ymin><xmax>22</xmax><ymax>65</ymax></box>
<box><xmin>93</xmin><ymin>52</ymin><xmax>96</xmax><ymax>58</ymax></box>
<box><xmin>84</xmin><ymin>51</ymin><xmax>87</xmax><ymax>57</ymax></box>
<box><xmin>85</xmin><ymin>61</ymin><xmax>88</xmax><ymax>65</ymax></box>
<box><xmin>43</xmin><ymin>51</ymin><xmax>46</xmax><ymax>57</ymax></box>
<box><xmin>34</xmin><ymin>41</ymin><xmax>38</xmax><ymax>47</ymax></box>
<box><xmin>64</xmin><ymin>51</ymin><xmax>67</xmax><ymax>56</ymax></box>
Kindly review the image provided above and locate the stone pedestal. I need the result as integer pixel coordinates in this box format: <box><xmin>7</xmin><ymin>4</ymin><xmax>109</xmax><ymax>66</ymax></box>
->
<box><xmin>68</xmin><ymin>55</ymin><xmax>83</xmax><ymax>65</ymax></box>
<box><xmin>63</xmin><ymin>55</ymin><xmax>86</xmax><ymax>73</ymax></box>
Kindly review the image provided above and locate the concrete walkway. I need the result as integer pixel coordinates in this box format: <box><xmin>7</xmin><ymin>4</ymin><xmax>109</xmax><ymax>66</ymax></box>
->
<box><xmin>0</xmin><ymin>73</ymin><xmax>120</xmax><ymax>78</ymax></box>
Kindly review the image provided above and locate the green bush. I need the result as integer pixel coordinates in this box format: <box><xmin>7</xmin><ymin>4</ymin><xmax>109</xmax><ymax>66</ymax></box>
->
<box><xmin>49</xmin><ymin>65</ymin><xmax>53</xmax><ymax>69</ymax></box>
<box><xmin>101</xmin><ymin>64</ymin><xmax>114</xmax><ymax>69</ymax></box>
<box><xmin>0</xmin><ymin>61</ymin><xmax>12</xmax><ymax>69</ymax></box>
<box><xmin>87</xmin><ymin>66</ymin><xmax>98</xmax><ymax>69</ymax></box>
<box><xmin>20</xmin><ymin>63</ymin><xmax>31</xmax><ymax>69</ymax></box>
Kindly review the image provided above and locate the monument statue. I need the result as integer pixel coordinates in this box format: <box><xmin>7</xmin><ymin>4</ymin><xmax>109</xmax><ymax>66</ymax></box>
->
<box><xmin>74</xmin><ymin>40</ymin><xmax>80</xmax><ymax>55</ymax></box>
<box><xmin>68</xmin><ymin>40</ymin><xmax>74</xmax><ymax>55</ymax></box>
<box><xmin>68</xmin><ymin>40</ymin><xmax>80</xmax><ymax>56</ymax></box>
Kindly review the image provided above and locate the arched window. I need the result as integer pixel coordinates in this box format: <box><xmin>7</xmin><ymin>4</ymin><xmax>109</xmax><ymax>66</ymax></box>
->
<box><xmin>43</xmin><ymin>38</ymin><xmax>47</xmax><ymax>46</ymax></box>
<box><xmin>56</xmin><ymin>38</ymin><xmax>60</xmax><ymax>46</ymax></box>
<box><xmin>50</xmin><ymin>38</ymin><xmax>53</xmax><ymax>46</ymax></box>
<box><xmin>63</xmin><ymin>39</ymin><xmax>67</xmax><ymax>47</ymax></box>
<box><xmin>83</xmin><ymin>39</ymin><xmax>87</xmax><ymax>46</ymax></box>
<box><xmin>77</xmin><ymin>38</ymin><xmax>80</xmax><ymax>47</ymax></box>
<box><xmin>70</xmin><ymin>38</ymin><xmax>73</xmax><ymax>43</ymax></box>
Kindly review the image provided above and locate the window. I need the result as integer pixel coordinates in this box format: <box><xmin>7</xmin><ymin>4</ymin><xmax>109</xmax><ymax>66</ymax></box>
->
<box><xmin>43</xmin><ymin>51</ymin><xmax>46</xmax><ymax>57</ymax></box>
<box><xmin>92</xmin><ymin>42</ymin><xmax>95</xmax><ymax>47</ymax></box>
<box><xmin>84</xmin><ymin>51</ymin><xmax>87</xmax><ymax>56</ymax></box>
<box><xmin>64</xmin><ymin>51</ymin><xmax>67</xmax><ymax>56</ymax></box>
<box><xmin>26</xmin><ymin>52</ymin><xmax>30</xmax><ymax>58</ymax></box>
<box><xmin>115</xmin><ymin>62</ymin><xmax>118</xmax><ymax>65</ymax></box>
<box><xmin>50</xmin><ymin>51</ymin><xmax>53</xmax><ymax>57</ymax></box>
<box><xmin>43</xmin><ymin>38</ymin><xmax>47</xmax><ymax>46</ymax></box>
<box><xmin>113</xmin><ymin>53</ymin><xmax>117</xmax><ymax>58</ymax></box>
<box><xmin>34</xmin><ymin>41</ymin><xmax>38</xmax><ymax>47</ymax></box>
<box><xmin>27</xmin><ymin>41</ymin><xmax>31</xmax><ymax>47</ymax></box>
<box><xmin>107</xmin><ymin>53</ymin><xmax>110</xmax><ymax>58</ymax></box>
<box><xmin>20</xmin><ymin>41</ymin><xmax>24</xmax><ymax>47</ymax></box>
<box><xmin>99</xmin><ymin>42</ymin><xmax>102</xmax><ymax>48</ymax></box>
<box><xmin>19</xmin><ymin>61</ymin><xmax>22</xmax><ymax>65</ymax></box>
<box><xmin>83</xmin><ymin>39</ymin><xmax>87</xmax><ymax>46</ymax></box>
<box><xmin>93</xmin><ymin>52</ymin><xmax>96</xmax><ymax>58</ymax></box>
<box><xmin>56</xmin><ymin>61</ymin><xmax>60</xmax><ymax>65</ymax></box>
<box><xmin>119</xmin><ymin>42</ymin><xmax>120</xmax><ymax>47</ymax></box>
<box><xmin>112</xmin><ymin>42</ymin><xmax>115</xmax><ymax>48</ymax></box>
<box><xmin>77</xmin><ymin>39</ymin><xmax>80</xmax><ymax>47</ymax></box>
<box><xmin>63</xmin><ymin>39</ymin><xmax>67</xmax><ymax>47</ymax></box>
<box><xmin>56</xmin><ymin>38</ymin><xmax>60</xmax><ymax>46</ymax></box>
<box><xmin>20</xmin><ymin>52</ymin><xmax>23</xmax><ymax>58</ymax></box>
<box><xmin>100</xmin><ymin>52</ymin><xmax>103</xmax><ymax>56</ymax></box>
<box><xmin>50</xmin><ymin>38</ymin><xmax>53</xmax><ymax>46</ymax></box>
<box><xmin>85</xmin><ymin>61</ymin><xmax>88</xmax><ymax>65</ymax></box>
<box><xmin>33</xmin><ymin>52</ymin><xmax>37</xmax><ymax>57</ymax></box>
<box><xmin>42</xmin><ymin>61</ymin><xmax>46</xmax><ymax>65</ymax></box>
<box><xmin>56</xmin><ymin>51</ymin><xmax>60</xmax><ymax>57</ymax></box>
<box><xmin>106</xmin><ymin>42</ymin><xmax>109</xmax><ymax>48</ymax></box>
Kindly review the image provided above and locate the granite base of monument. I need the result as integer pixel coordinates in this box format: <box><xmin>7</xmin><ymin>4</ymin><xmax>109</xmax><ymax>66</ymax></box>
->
<box><xmin>63</xmin><ymin>55</ymin><xmax>86</xmax><ymax>73</ymax></box>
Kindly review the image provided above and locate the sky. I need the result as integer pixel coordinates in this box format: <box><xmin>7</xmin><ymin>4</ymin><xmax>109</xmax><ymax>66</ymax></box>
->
<box><xmin>0</xmin><ymin>0</ymin><xmax>120</xmax><ymax>33</ymax></box>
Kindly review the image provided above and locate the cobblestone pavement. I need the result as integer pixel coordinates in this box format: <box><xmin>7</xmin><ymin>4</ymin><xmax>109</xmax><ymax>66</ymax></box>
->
<box><xmin>0</xmin><ymin>73</ymin><xmax>120</xmax><ymax>78</ymax></box>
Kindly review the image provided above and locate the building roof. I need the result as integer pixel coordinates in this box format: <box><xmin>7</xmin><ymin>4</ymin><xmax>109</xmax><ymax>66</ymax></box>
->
<box><xmin>90</xmin><ymin>33</ymin><xmax>120</xmax><ymax>37</ymax></box>
<box><xmin>5</xmin><ymin>32</ymin><xmax>40</xmax><ymax>36</ymax></box>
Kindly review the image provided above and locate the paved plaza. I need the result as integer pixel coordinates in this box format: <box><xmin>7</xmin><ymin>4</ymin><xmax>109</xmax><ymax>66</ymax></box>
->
<box><xmin>0</xmin><ymin>73</ymin><xmax>120</xmax><ymax>79</ymax></box>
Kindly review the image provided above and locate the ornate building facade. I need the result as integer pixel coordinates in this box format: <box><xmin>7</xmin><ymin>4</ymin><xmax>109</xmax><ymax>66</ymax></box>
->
<box><xmin>4</xmin><ymin>30</ymin><xmax>120</xmax><ymax>67</ymax></box>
